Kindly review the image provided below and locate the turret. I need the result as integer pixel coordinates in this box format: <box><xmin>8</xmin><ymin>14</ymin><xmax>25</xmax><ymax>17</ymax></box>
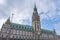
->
<box><xmin>5</xmin><ymin>17</ymin><xmax>11</xmax><ymax>25</ymax></box>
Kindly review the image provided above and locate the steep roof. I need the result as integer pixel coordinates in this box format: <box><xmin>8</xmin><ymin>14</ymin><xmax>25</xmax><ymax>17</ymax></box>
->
<box><xmin>10</xmin><ymin>23</ymin><xmax>54</xmax><ymax>34</ymax></box>
<box><xmin>11</xmin><ymin>23</ymin><xmax>33</xmax><ymax>31</ymax></box>
<box><xmin>41</xmin><ymin>29</ymin><xmax>54</xmax><ymax>35</ymax></box>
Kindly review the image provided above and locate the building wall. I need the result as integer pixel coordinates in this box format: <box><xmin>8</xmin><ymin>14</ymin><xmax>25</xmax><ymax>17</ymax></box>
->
<box><xmin>57</xmin><ymin>35</ymin><xmax>60</xmax><ymax>40</ymax></box>
<box><xmin>10</xmin><ymin>29</ymin><xmax>35</xmax><ymax>39</ymax></box>
<box><xmin>0</xmin><ymin>23</ymin><xmax>58</xmax><ymax>40</ymax></box>
<box><xmin>41</xmin><ymin>33</ymin><xmax>54</xmax><ymax>40</ymax></box>
<box><xmin>0</xmin><ymin>24</ymin><xmax>35</xmax><ymax>40</ymax></box>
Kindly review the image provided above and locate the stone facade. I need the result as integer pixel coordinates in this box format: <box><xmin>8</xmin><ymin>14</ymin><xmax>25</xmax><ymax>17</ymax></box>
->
<box><xmin>57</xmin><ymin>35</ymin><xmax>60</xmax><ymax>40</ymax></box>
<box><xmin>0</xmin><ymin>4</ymin><xmax>58</xmax><ymax>40</ymax></box>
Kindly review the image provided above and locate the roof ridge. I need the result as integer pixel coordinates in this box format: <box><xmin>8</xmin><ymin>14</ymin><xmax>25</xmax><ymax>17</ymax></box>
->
<box><xmin>12</xmin><ymin>23</ymin><xmax>32</xmax><ymax>27</ymax></box>
<box><xmin>41</xmin><ymin>29</ymin><xmax>54</xmax><ymax>32</ymax></box>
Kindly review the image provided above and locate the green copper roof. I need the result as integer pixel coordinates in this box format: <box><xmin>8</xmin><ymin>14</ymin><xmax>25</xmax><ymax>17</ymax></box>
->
<box><xmin>11</xmin><ymin>23</ymin><xmax>33</xmax><ymax>31</ymax></box>
<box><xmin>10</xmin><ymin>23</ymin><xmax>54</xmax><ymax>34</ymax></box>
<box><xmin>41</xmin><ymin>29</ymin><xmax>54</xmax><ymax>34</ymax></box>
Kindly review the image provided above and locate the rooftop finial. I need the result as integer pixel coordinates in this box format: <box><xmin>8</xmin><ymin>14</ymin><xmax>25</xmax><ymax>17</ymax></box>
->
<box><xmin>34</xmin><ymin>3</ymin><xmax>36</xmax><ymax>8</ymax></box>
<box><xmin>53</xmin><ymin>27</ymin><xmax>56</xmax><ymax>34</ymax></box>
<box><xmin>11</xmin><ymin>13</ymin><xmax>14</xmax><ymax>23</ymax></box>
<box><xmin>34</xmin><ymin>1</ymin><xmax>36</xmax><ymax>8</ymax></box>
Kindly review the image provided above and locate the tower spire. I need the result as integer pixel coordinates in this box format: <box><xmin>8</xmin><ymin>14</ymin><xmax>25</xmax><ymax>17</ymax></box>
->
<box><xmin>33</xmin><ymin>3</ymin><xmax>38</xmax><ymax>16</ymax></box>
<box><xmin>32</xmin><ymin>2</ymin><xmax>40</xmax><ymax>31</ymax></box>
<box><xmin>34</xmin><ymin>3</ymin><xmax>37</xmax><ymax>11</ymax></box>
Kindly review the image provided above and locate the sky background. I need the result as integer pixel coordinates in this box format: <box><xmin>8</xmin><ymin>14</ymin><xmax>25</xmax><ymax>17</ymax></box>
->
<box><xmin>0</xmin><ymin>0</ymin><xmax>60</xmax><ymax>35</ymax></box>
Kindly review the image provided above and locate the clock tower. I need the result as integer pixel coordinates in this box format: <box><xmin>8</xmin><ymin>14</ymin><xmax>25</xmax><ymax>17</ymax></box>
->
<box><xmin>32</xmin><ymin>4</ymin><xmax>41</xmax><ymax>32</ymax></box>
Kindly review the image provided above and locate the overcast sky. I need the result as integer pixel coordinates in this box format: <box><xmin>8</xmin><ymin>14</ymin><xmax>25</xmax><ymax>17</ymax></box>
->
<box><xmin>0</xmin><ymin>0</ymin><xmax>60</xmax><ymax>35</ymax></box>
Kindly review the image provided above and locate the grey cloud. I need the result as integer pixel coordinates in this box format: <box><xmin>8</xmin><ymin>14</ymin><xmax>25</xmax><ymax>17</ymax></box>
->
<box><xmin>0</xmin><ymin>0</ymin><xmax>25</xmax><ymax>19</ymax></box>
<box><xmin>0</xmin><ymin>0</ymin><xmax>60</xmax><ymax>24</ymax></box>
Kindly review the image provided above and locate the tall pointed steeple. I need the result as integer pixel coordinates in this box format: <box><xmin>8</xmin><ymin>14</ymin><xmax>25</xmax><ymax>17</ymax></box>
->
<box><xmin>33</xmin><ymin>3</ymin><xmax>38</xmax><ymax>15</ymax></box>
<box><xmin>34</xmin><ymin>3</ymin><xmax>37</xmax><ymax>11</ymax></box>
<box><xmin>32</xmin><ymin>3</ymin><xmax>41</xmax><ymax>31</ymax></box>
